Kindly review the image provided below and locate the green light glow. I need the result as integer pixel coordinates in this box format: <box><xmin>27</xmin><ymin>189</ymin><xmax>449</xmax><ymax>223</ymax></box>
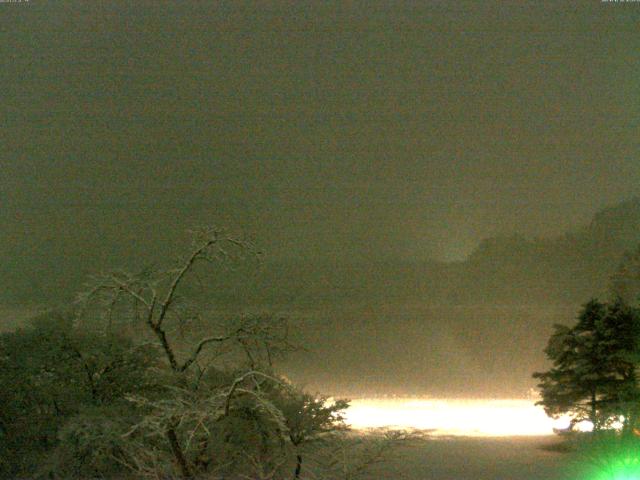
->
<box><xmin>567</xmin><ymin>433</ymin><xmax>640</xmax><ymax>480</ymax></box>
<box><xmin>593</xmin><ymin>462</ymin><xmax>640</xmax><ymax>480</ymax></box>
<box><xmin>582</xmin><ymin>448</ymin><xmax>640</xmax><ymax>480</ymax></box>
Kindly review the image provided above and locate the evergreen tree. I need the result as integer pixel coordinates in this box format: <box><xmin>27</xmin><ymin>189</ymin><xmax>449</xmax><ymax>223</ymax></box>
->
<box><xmin>597</xmin><ymin>300</ymin><xmax>640</xmax><ymax>431</ymax></box>
<box><xmin>534</xmin><ymin>299</ymin><xmax>640</xmax><ymax>432</ymax></box>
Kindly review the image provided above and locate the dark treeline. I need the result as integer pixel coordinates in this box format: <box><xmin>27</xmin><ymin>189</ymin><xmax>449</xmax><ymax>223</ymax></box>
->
<box><xmin>254</xmin><ymin>195</ymin><xmax>640</xmax><ymax>306</ymax></box>
<box><xmin>4</xmin><ymin>197</ymin><xmax>640</xmax><ymax>308</ymax></box>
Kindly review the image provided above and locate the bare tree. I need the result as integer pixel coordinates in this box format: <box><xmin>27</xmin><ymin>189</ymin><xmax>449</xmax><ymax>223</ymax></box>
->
<box><xmin>321</xmin><ymin>429</ymin><xmax>421</xmax><ymax>480</ymax></box>
<box><xmin>77</xmin><ymin>227</ymin><xmax>258</xmax><ymax>373</ymax></box>
<box><xmin>74</xmin><ymin>228</ymin><xmax>284</xmax><ymax>478</ymax></box>
<box><xmin>66</xmin><ymin>228</ymin><xmax>399</xmax><ymax>480</ymax></box>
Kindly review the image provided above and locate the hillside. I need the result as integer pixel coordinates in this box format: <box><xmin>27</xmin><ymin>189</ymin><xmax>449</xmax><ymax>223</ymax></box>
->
<box><xmin>254</xmin><ymin>196</ymin><xmax>640</xmax><ymax>306</ymax></box>
<box><xmin>2</xmin><ymin>197</ymin><xmax>640</xmax><ymax>307</ymax></box>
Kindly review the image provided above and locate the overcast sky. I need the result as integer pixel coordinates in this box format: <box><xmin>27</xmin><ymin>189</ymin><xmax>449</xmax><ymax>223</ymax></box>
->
<box><xmin>2</xmin><ymin>1</ymin><xmax>639</xmax><ymax>263</ymax></box>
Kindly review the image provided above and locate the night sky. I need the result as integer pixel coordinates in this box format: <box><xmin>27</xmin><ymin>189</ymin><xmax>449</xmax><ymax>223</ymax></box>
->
<box><xmin>2</xmin><ymin>1</ymin><xmax>639</xmax><ymax>266</ymax></box>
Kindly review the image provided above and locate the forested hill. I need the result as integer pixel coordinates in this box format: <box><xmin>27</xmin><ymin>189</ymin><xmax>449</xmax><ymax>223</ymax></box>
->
<box><xmin>250</xmin><ymin>196</ymin><xmax>640</xmax><ymax>306</ymax></box>
<box><xmin>455</xmin><ymin>196</ymin><xmax>640</xmax><ymax>304</ymax></box>
<box><xmin>2</xmin><ymin>197</ymin><xmax>640</xmax><ymax>307</ymax></box>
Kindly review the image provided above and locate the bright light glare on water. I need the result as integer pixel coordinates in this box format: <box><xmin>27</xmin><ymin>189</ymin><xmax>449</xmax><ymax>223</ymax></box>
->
<box><xmin>344</xmin><ymin>398</ymin><xmax>576</xmax><ymax>436</ymax></box>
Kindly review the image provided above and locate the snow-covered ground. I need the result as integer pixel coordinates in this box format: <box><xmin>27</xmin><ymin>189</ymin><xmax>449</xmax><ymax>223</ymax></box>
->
<box><xmin>345</xmin><ymin>398</ymin><xmax>567</xmax><ymax>479</ymax></box>
<box><xmin>366</xmin><ymin>435</ymin><xmax>565</xmax><ymax>480</ymax></box>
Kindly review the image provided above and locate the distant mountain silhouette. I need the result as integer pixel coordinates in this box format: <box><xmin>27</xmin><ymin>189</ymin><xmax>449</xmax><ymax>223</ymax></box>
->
<box><xmin>261</xmin><ymin>196</ymin><xmax>640</xmax><ymax>306</ymax></box>
<box><xmin>455</xmin><ymin>196</ymin><xmax>640</xmax><ymax>304</ymax></box>
<box><xmin>2</xmin><ymin>197</ymin><xmax>640</xmax><ymax>307</ymax></box>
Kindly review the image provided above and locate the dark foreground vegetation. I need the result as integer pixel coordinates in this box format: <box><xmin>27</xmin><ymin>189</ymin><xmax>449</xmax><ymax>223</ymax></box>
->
<box><xmin>534</xmin><ymin>299</ymin><xmax>640</xmax><ymax>433</ymax></box>
<box><xmin>0</xmin><ymin>228</ymin><xmax>412</xmax><ymax>479</ymax></box>
<box><xmin>532</xmin><ymin>264</ymin><xmax>640</xmax><ymax>479</ymax></box>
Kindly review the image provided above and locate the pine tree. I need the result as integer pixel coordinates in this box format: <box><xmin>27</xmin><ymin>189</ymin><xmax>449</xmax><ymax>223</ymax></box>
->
<box><xmin>597</xmin><ymin>300</ymin><xmax>640</xmax><ymax>431</ymax></box>
<box><xmin>534</xmin><ymin>299</ymin><xmax>640</xmax><ymax>432</ymax></box>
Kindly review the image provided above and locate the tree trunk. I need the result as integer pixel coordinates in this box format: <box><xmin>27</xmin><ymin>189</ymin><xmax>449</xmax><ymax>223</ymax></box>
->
<box><xmin>590</xmin><ymin>389</ymin><xmax>598</xmax><ymax>431</ymax></box>
<box><xmin>167</xmin><ymin>427</ymin><xmax>192</xmax><ymax>478</ymax></box>
<box><xmin>294</xmin><ymin>454</ymin><xmax>302</xmax><ymax>479</ymax></box>
<box><xmin>152</xmin><ymin>324</ymin><xmax>180</xmax><ymax>372</ymax></box>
